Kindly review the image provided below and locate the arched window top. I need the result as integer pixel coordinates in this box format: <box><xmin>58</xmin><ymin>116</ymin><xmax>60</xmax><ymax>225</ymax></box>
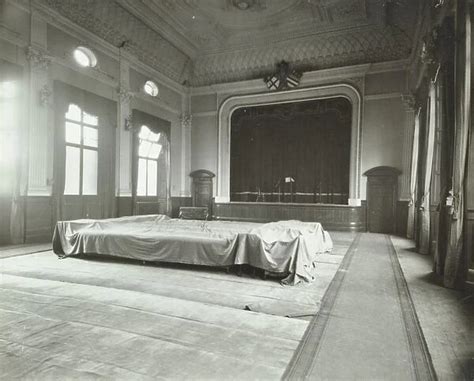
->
<box><xmin>73</xmin><ymin>46</ymin><xmax>98</xmax><ymax>68</ymax></box>
<box><xmin>144</xmin><ymin>80</ymin><xmax>159</xmax><ymax>97</ymax></box>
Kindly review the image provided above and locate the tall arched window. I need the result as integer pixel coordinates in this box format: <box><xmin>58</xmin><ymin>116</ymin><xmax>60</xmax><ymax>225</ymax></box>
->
<box><xmin>137</xmin><ymin>125</ymin><xmax>162</xmax><ymax>196</ymax></box>
<box><xmin>64</xmin><ymin>104</ymin><xmax>99</xmax><ymax>195</ymax></box>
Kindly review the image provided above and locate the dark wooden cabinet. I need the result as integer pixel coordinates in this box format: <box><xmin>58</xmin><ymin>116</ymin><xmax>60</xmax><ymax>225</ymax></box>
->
<box><xmin>364</xmin><ymin>166</ymin><xmax>401</xmax><ymax>234</ymax></box>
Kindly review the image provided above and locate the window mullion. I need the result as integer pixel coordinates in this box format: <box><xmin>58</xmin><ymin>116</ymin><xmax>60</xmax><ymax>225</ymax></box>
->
<box><xmin>79</xmin><ymin>124</ymin><xmax>84</xmax><ymax>196</ymax></box>
<box><xmin>155</xmin><ymin>158</ymin><xmax>158</xmax><ymax>196</ymax></box>
<box><xmin>146</xmin><ymin>158</ymin><xmax>149</xmax><ymax>197</ymax></box>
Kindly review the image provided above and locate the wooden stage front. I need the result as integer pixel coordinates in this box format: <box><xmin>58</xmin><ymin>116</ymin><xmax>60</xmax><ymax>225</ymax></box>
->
<box><xmin>213</xmin><ymin>201</ymin><xmax>367</xmax><ymax>232</ymax></box>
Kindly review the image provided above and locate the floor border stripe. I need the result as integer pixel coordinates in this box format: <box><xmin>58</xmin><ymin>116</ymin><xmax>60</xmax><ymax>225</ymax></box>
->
<box><xmin>386</xmin><ymin>235</ymin><xmax>437</xmax><ymax>381</ymax></box>
<box><xmin>283</xmin><ymin>233</ymin><xmax>361</xmax><ymax>380</ymax></box>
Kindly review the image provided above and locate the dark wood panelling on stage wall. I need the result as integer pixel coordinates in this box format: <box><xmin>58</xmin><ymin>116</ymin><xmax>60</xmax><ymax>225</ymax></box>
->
<box><xmin>213</xmin><ymin>202</ymin><xmax>366</xmax><ymax>231</ymax></box>
<box><xmin>25</xmin><ymin>196</ymin><xmax>53</xmax><ymax>243</ymax></box>
<box><xmin>171</xmin><ymin>197</ymin><xmax>192</xmax><ymax>218</ymax></box>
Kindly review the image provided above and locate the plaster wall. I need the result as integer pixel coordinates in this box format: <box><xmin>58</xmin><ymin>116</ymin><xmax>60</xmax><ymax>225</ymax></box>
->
<box><xmin>190</xmin><ymin>69</ymin><xmax>412</xmax><ymax>202</ymax></box>
<box><xmin>0</xmin><ymin>0</ymin><xmax>186</xmax><ymax>202</ymax></box>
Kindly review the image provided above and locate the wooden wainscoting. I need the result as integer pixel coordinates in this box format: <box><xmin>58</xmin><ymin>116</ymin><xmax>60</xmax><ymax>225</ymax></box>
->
<box><xmin>117</xmin><ymin>197</ymin><xmax>133</xmax><ymax>217</ymax></box>
<box><xmin>25</xmin><ymin>196</ymin><xmax>53</xmax><ymax>243</ymax></box>
<box><xmin>171</xmin><ymin>197</ymin><xmax>192</xmax><ymax>218</ymax></box>
<box><xmin>213</xmin><ymin>202</ymin><xmax>366</xmax><ymax>231</ymax></box>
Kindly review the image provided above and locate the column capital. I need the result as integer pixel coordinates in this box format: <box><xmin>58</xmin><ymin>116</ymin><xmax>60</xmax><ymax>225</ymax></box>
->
<box><xmin>116</xmin><ymin>86</ymin><xmax>134</xmax><ymax>105</ymax></box>
<box><xmin>401</xmin><ymin>93</ymin><xmax>416</xmax><ymax>112</ymax></box>
<box><xmin>25</xmin><ymin>46</ymin><xmax>52</xmax><ymax>72</ymax></box>
<box><xmin>179</xmin><ymin>113</ymin><xmax>192</xmax><ymax>128</ymax></box>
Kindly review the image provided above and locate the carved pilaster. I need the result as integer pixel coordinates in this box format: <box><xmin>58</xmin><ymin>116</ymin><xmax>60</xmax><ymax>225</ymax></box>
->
<box><xmin>179</xmin><ymin>112</ymin><xmax>192</xmax><ymax>197</ymax></box>
<box><xmin>117</xmin><ymin>86</ymin><xmax>134</xmax><ymax>106</ymax></box>
<box><xmin>400</xmin><ymin>93</ymin><xmax>416</xmax><ymax>200</ymax></box>
<box><xmin>39</xmin><ymin>85</ymin><xmax>52</xmax><ymax>106</ymax></box>
<box><xmin>117</xmin><ymin>86</ymin><xmax>134</xmax><ymax>131</ymax></box>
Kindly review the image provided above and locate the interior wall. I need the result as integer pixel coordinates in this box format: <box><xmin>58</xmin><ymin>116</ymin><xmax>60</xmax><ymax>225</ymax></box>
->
<box><xmin>191</xmin><ymin>69</ymin><xmax>411</xmax><ymax>204</ymax></box>
<box><xmin>0</xmin><ymin>1</ymin><xmax>413</xmax><ymax>239</ymax></box>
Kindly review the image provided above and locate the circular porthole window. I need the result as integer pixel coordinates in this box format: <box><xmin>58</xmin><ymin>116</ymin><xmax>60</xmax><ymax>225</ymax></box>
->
<box><xmin>73</xmin><ymin>46</ymin><xmax>97</xmax><ymax>68</ymax></box>
<box><xmin>144</xmin><ymin>80</ymin><xmax>159</xmax><ymax>97</ymax></box>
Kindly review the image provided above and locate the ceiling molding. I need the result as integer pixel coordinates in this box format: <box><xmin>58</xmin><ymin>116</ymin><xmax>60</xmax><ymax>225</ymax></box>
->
<box><xmin>33</xmin><ymin>0</ymin><xmax>418</xmax><ymax>88</ymax></box>
<box><xmin>190</xmin><ymin>59</ymin><xmax>409</xmax><ymax>96</ymax></box>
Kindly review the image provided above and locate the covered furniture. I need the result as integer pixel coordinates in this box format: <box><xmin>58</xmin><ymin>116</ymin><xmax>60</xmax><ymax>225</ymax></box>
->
<box><xmin>53</xmin><ymin>214</ymin><xmax>333</xmax><ymax>285</ymax></box>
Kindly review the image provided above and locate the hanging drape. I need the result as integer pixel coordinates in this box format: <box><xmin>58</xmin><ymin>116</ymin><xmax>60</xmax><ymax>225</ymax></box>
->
<box><xmin>53</xmin><ymin>81</ymin><xmax>117</xmax><ymax>222</ymax></box>
<box><xmin>407</xmin><ymin>109</ymin><xmax>421</xmax><ymax>239</ymax></box>
<box><xmin>419</xmin><ymin>83</ymin><xmax>437</xmax><ymax>254</ymax></box>
<box><xmin>444</xmin><ymin>2</ymin><xmax>471</xmax><ymax>289</ymax></box>
<box><xmin>0</xmin><ymin>60</ymin><xmax>24</xmax><ymax>244</ymax></box>
<box><xmin>131</xmin><ymin>109</ymin><xmax>171</xmax><ymax>215</ymax></box>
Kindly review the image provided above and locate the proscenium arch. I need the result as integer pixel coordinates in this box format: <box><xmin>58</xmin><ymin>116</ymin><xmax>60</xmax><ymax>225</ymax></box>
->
<box><xmin>217</xmin><ymin>83</ymin><xmax>362</xmax><ymax>204</ymax></box>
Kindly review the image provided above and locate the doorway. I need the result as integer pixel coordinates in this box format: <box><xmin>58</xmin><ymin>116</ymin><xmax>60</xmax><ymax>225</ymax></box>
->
<box><xmin>364</xmin><ymin>166</ymin><xmax>400</xmax><ymax>233</ymax></box>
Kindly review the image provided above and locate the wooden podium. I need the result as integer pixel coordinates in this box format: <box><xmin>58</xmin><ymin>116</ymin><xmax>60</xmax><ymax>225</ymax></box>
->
<box><xmin>179</xmin><ymin>169</ymin><xmax>215</xmax><ymax>220</ymax></box>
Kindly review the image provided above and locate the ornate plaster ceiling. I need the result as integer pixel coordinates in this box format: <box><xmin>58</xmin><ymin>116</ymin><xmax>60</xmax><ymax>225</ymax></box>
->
<box><xmin>38</xmin><ymin>0</ymin><xmax>419</xmax><ymax>87</ymax></box>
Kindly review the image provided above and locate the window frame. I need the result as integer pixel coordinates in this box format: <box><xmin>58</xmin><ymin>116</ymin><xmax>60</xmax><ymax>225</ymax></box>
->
<box><xmin>144</xmin><ymin>80</ymin><xmax>159</xmax><ymax>97</ymax></box>
<box><xmin>73</xmin><ymin>46</ymin><xmax>98</xmax><ymax>68</ymax></box>
<box><xmin>64</xmin><ymin>104</ymin><xmax>99</xmax><ymax>196</ymax></box>
<box><xmin>137</xmin><ymin>125</ymin><xmax>162</xmax><ymax>197</ymax></box>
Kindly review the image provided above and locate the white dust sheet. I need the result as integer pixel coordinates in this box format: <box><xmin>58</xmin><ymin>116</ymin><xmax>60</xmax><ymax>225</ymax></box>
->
<box><xmin>53</xmin><ymin>215</ymin><xmax>333</xmax><ymax>285</ymax></box>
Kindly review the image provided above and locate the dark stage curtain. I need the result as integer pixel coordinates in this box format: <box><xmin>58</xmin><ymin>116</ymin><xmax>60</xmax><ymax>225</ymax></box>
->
<box><xmin>230</xmin><ymin>98</ymin><xmax>351</xmax><ymax>204</ymax></box>
<box><xmin>131</xmin><ymin>109</ymin><xmax>171</xmax><ymax>215</ymax></box>
<box><xmin>53</xmin><ymin>81</ymin><xmax>117</xmax><ymax>221</ymax></box>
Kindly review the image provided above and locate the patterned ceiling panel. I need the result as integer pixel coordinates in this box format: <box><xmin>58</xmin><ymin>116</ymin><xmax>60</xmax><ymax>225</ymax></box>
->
<box><xmin>190</xmin><ymin>25</ymin><xmax>412</xmax><ymax>86</ymax></box>
<box><xmin>38</xmin><ymin>0</ymin><xmax>419</xmax><ymax>87</ymax></box>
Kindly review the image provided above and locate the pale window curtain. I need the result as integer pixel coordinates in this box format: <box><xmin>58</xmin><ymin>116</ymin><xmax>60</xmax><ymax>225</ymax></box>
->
<box><xmin>407</xmin><ymin>109</ymin><xmax>421</xmax><ymax>239</ymax></box>
<box><xmin>419</xmin><ymin>83</ymin><xmax>437</xmax><ymax>255</ymax></box>
<box><xmin>0</xmin><ymin>60</ymin><xmax>24</xmax><ymax>244</ymax></box>
<box><xmin>444</xmin><ymin>2</ymin><xmax>471</xmax><ymax>289</ymax></box>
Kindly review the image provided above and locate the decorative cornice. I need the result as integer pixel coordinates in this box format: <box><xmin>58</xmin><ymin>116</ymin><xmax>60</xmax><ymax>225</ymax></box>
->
<box><xmin>25</xmin><ymin>45</ymin><xmax>52</xmax><ymax>71</ymax></box>
<box><xmin>191</xmin><ymin>59</ymin><xmax>408</xmax><ymax>96</ymax></box>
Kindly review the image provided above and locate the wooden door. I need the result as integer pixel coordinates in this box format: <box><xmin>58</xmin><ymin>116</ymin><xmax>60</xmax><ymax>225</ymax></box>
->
<box><xmin>364</xmin><ymin>166</ymin><xmax>400</xmax><ymax>234</ymax></box>
<box><xmin>367</xmin><ymin>177</ymin><xmax>396</xmax><ymax>233</ymax></box>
